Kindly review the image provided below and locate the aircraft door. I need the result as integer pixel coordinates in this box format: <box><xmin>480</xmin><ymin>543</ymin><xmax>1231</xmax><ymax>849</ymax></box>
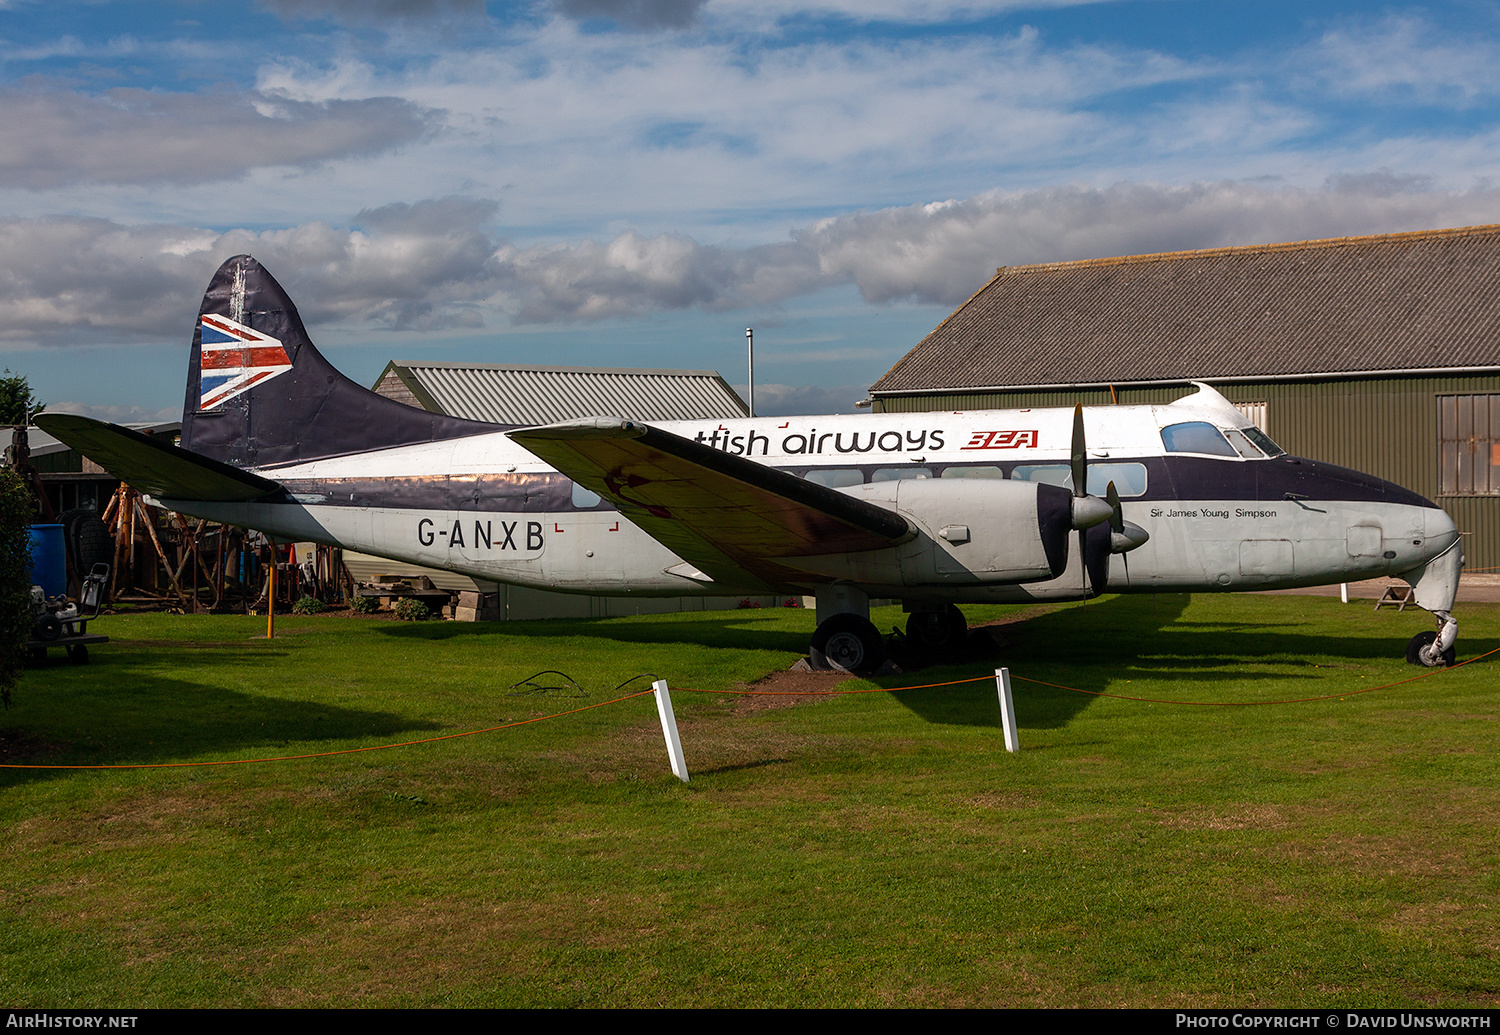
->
<box><xmin>454</xmin><ymin>470</ymin><xmax>548</xmax><ymax>573</ymax></box>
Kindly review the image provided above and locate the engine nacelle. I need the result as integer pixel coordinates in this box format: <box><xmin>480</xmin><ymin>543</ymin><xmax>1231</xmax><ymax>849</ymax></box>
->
<box><xmin>784</xmin><ymin>477</ymin><xmax>1073</xmax><ymax>587</ymax></box>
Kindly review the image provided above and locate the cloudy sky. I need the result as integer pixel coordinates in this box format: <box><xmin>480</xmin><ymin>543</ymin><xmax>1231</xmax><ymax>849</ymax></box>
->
<box><xmin>5</xmin><ymin>0</ymin><xmax>1500</xmax><ymax>421</ymax></box>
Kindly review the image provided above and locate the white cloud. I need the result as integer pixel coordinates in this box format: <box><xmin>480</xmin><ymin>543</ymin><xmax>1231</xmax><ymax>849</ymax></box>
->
<box><xmin>257</xmin><ymin>0</ymin><xmax>490</xmax><ymax>27</ymax></box>
<box><xmin>0</xmin><ymin>87</ymin><xmax>434</xmax><ymax>189</ymax></box>
<box><xmin>748</xmin><ymin>382</ymin><xmax>872</xmax><ymax>416</ymax></box>
<box><xmin>1308</xmin><ymin>14</ymin><xmax>1500</xmax><ymax>106</ymax></box>
<box><xmin>45</xmin><ymin>400</ymin><xmax>180</xmax><ymax>425</ymax></box>
<box><xmin>4</xmin><ymin>179</ymin><xmax>1499</xmax><ymax>347</ymax></box>
<box><xmin>555</xmin><ymin>0</ymin><xmax>709</xmax><ymax>31</ymax></box>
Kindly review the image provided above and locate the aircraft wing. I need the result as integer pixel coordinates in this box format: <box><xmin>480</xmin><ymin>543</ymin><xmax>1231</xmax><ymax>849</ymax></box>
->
<box><xmin>34</xmin><ymin>414</ymin><xmax>284</xmax><ymax>502</ymax></box>
<box><xmin>510</xmin><ymin>418</ymin><xmax>914</xmax><ymax>586</ymax></box>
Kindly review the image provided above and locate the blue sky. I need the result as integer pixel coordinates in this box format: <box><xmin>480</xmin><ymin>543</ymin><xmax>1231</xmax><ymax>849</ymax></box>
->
<box><xmin>5</xmin><ymin>0</ymin><xmax>1500</xmax><ymax>420</ymax></box>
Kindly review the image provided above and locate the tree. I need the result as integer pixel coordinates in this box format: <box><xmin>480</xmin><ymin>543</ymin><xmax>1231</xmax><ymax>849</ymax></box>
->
<box><xmin>0</xmin><ymin>469</ymin><xmax>35</xmax><ymax>707</ymax></box>
<box><xmin>0</xmin><ymin>370</ymin><xmax>43</xmax><ymax>426</ymax></box>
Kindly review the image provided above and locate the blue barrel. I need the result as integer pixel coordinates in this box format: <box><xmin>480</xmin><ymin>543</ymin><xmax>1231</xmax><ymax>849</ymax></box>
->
<box><xmin>30</xmin><ymin>524</ymin><xmax>65</xmax><ymax>599</ymax></box>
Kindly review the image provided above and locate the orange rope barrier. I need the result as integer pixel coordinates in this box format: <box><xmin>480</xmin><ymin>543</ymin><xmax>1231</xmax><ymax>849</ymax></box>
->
<box><xmin>677</xmin><ymin>644</ymin><xmax>1498</xmax><ymax>708</ymax></box>
<box><xmin>9</xmin><ymin>642</ymin><xmax>1492</xmax><ymax>772</ymax></box>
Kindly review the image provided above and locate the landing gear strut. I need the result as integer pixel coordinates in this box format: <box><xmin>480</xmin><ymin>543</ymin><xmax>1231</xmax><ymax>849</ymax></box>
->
<box><xmin>807</xmin><ymin>584</ymin><xmax>886</xmax><ymax>674</ymax></box>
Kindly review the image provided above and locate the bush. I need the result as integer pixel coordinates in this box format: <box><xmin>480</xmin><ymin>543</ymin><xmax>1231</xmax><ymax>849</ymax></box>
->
<box><xmin>392</xmin><ymin>597</ymin><xmax>432</xmax><ymax>621</ymax></box>
<box><xmin>349</xmin><ymin>595</ymin><xmax>377</xmax><ymax>614</ymax></box>
<box><xmin>0</xmin><ymin>470</ymin><xmax>35</xmax><ymax>706</ymax></box>
<box><xmin>292</xmin><ymin>596</ymin><xmax>325</xmax><ymax>615</ymax></box>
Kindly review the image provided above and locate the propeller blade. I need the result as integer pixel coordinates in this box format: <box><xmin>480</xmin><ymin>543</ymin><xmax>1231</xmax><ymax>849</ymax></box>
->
<box><xmin>1084</xmin><ymin>522</ymin><xmax>1112</xmax><ymax>598</ymax></box>
<box><xmin>1107</xmin><ymin>480</ymin><xmax>1124</xmax><ymax>533</ymax></box>
<box><xmin>1071</xmin><ymin>403</ymin><xmax>1087</xmax><ymax>497</ymax></box>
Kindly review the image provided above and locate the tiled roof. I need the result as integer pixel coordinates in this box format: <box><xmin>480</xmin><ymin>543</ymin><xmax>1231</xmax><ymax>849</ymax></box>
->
<box><xmin>374</xmin><ymin>361</ymin><xmax>748</xmax><ymax>424</ymax></box>
<box><xmin>871</xmin><ymin>224</ymin><xmax>1500</xmax><ymax>395</ymax></box>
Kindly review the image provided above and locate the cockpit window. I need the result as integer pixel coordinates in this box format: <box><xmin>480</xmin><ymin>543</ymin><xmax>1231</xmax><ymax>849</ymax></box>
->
<box><xmin>1161</xmin><ymin>421</ymin><xmax>1238</xmax><ymax>457</ymax></box>
<box><xmin>1222</xmin><ymin>428</ymin><xmax>1264</xmax><ymax>459</ymax></box>
<box><xmin>1241</xmin><ymin>425</ymin><xmax>1286</xmax><ymax>457</ymax></box>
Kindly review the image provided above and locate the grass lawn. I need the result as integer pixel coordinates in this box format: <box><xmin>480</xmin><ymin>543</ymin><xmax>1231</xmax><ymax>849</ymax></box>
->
<box><xmin>1</xmin><ymin>593</ymin><xmax>1497</xmax><ymax>1008</ymax></box>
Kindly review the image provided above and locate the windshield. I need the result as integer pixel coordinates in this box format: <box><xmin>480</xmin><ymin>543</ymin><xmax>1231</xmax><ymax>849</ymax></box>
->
<box><xmin>1160</xmin><ymin>421</ymin><xmax>1237</xmax><ymax>457</ymax></box>
<box><xmin>1241</xmin><ymin>424</ymin><xmax>1286</xmax><ymax>457</ymax></box>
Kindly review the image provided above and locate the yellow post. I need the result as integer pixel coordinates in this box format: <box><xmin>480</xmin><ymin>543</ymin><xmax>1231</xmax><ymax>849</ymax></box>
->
<box><xmin>266</xmin><ymin>540</ymin><xmax>275</xmax><ymax>640</ymax></box>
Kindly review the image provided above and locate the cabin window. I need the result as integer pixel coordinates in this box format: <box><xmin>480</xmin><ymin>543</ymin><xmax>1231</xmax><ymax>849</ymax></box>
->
<box><xmin>940</xmin><ymin>465</ymin><xmax>1005</xmax><ymax>479</ymax></box>
<box><xmin>1160</xmin><ymin>422</ymin><xmax>1238</xmax><ymax>457</ymax></box>
<box><xmin>571</xmin><ymin>481</ymin><xmax>602</xmax><ymax>508</ymax></box>
<box><xmin>1012</xmin><ymin>463</ymin><xmax>1147</xmax><ymax>497</ymax></box>
<box><xmin>806</xmin><ymin>468</ymin><xmax>864</xmax><ymax>488</ymax></box>
<box><xmin>1438</xmin><ymin>395</ymin><xmax>1500</xmax><ymax>496</ymax></box>
<box><xmin>872</xmin><ymin>467</ymin><xmax>932</xmax><ymax>481</ymax></box>
<box><xmin>1011</xmin><ymin>464</ymin><xmax>1071</xmax><ymax>488</ymax></box>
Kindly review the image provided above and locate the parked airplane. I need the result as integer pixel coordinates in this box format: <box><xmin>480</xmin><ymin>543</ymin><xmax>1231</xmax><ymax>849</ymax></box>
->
<box><xmin>37</xmin><ymin>255</ymin><xmax>1464</xmax><ymax>672</ymax></box>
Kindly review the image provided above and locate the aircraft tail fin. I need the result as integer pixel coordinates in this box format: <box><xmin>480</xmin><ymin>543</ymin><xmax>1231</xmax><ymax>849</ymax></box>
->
<box><xmin>181</xmin><ymin>255</ymin><xmax>493</xmax><ymax>470</ymax></box>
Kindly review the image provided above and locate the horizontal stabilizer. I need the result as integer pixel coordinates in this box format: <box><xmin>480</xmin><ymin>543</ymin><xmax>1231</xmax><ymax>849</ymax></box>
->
<box><xmin>510</xmin><ymin>417</ymin><xmax>913</xmax><ymax>586</ymax></box>
<box><xmin>34</xmin><ymin>414</ymin><xmax>284</xmax><ymax>502</ymax></box>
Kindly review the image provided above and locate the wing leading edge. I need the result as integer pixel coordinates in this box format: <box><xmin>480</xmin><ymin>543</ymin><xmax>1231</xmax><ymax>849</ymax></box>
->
<box><xmin>34</xmin><ymin>414</ymin><xmax>284</xmax><ymax>502</ymax></box>
<box><xmin>509</xmin><ymin>418</ymin><xmax>915</xmax><ymax>587</ymax></box>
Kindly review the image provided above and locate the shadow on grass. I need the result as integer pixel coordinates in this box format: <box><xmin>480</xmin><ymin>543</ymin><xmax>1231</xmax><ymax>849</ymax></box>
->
<box><xmin>874</xmin><ymin>593</ymin><xmax>1500</xmax><ymax>729</ymax></box>
<box><xmin>369</xmin><ymin>608</ymin><xmax>816</xmax><ymax>655</ymax></box>
<box><xmin>874</xmin><ymin>594</ymin><xmax>1188</xmax><ymax>730</ymax></box>
<box><xmin>3</xmin><ymin>641</ymin><xmax>438</xmax><ymax>783</ymax></box>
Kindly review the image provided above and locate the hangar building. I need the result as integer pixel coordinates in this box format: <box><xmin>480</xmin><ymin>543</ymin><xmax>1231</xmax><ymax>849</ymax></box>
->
<box><xmin>868</xmin><ymin>223</ymin><xmax>1500</xmax><ymax>570</ymax></box>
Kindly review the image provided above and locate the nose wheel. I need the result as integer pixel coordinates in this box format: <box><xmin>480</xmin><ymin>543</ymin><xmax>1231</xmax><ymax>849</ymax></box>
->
<box><xmin>1406</xmin><ymin>630</ymin><xmax>1456</xmax><ymax>667</ymax></box>
<box><xmin>1406</xmin><ymin>610</ymin><xmax>1458</xmax><ymax>667</ymax></box>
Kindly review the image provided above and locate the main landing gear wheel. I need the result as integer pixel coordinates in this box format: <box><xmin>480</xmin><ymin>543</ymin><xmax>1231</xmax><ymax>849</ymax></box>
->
<box><xmin>1406</xmin><ymin>630</ymin><xmax>1455</xmax><ymax>668</ymax></box>
<box><xmin>810</xmin><ymin>614</ymin><xmax>886</xmax><ymax>674</ymax></box>
<box><xmin>905</xmin><ymin>605</ymin><xmax>967</xmax><ymax>652</ymax></box>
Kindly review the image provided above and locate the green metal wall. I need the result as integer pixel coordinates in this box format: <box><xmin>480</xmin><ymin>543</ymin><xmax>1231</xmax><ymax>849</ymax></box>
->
<box><xmin>874</xmin><ymin>375</ymin><xmax>1500</xmax><ymax>570</ymax></box>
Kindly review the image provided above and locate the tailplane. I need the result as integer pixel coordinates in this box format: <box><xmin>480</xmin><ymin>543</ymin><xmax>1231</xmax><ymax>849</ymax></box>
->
<box><xmin>181</xmin><ymin>255</ymin><xmax>494</xmax><ymax>469</ymax></box>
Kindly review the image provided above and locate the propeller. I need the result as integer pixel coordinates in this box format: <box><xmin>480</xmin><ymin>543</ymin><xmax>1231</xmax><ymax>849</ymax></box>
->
<box><xmin>1069</xmin><ymin>404</ymin><xmax>1113</xmax><ymax>598</ymax></box>
<box><xmin>1106</xmin><ymin>479</ymin><xmax>1150</xmax><ymax>586</ymax></box>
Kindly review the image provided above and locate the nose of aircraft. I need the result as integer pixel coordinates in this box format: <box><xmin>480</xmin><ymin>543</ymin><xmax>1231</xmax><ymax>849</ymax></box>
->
<box><xmin>1400</xmin><ymin>504</ymin><xmax>1463</xmax><ymax>613</ymax></box>
<box><xmin>1423</xmin><ymin>505</ymin><xmax>1461</xmax><ymax>558</ymax></box>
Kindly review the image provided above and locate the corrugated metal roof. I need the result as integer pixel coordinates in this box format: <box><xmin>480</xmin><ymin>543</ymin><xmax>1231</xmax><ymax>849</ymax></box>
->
<box><xmin>871</xmin><ymin>224</ymin><xmax>1500</xmax><ymax>395</ymax></box>
<box><xmin>375</xmin><ymin>362</ymin><xmax>748</xmax><ymax>425</ymax></box>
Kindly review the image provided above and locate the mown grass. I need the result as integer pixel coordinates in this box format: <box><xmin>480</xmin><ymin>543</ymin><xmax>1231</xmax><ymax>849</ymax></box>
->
<box><xmin>1</xmin><ymin>594</ymin><xmax>1497</xmax><ymax>1008</ymax></box>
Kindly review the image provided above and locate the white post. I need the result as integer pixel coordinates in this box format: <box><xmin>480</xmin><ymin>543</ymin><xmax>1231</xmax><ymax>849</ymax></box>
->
<box><xmin>1340</xmin><ymin>582</ymin><xmax>1349</xmax><ymax>604</ymax></box>
<box><xmin>652</xmin><ymin>679</ymin><xmax>690</xmax><ymax>782</ymax></box>
<box><xmin>995</xmin><ymin>668</ymin><xmax>1019</xmax><ymax>753</ymax></box>
<box><xmin>745</xmin><ymin>327</ymin><xmax>755</xmax><ymax>418</ymax></box>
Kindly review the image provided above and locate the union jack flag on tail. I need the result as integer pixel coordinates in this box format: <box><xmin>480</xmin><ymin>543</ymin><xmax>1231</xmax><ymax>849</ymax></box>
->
<box><xmin>197</xmin><ymin>314</ymin><xmax>293</xmax><ymax>410</ymax></box>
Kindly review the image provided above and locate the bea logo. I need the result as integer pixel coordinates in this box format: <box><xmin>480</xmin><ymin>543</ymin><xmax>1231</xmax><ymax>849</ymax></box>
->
<box><xmin>960</xmin><ymin>430</ymin><xmax>1038</xmax><ymax>450</ymax></box>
